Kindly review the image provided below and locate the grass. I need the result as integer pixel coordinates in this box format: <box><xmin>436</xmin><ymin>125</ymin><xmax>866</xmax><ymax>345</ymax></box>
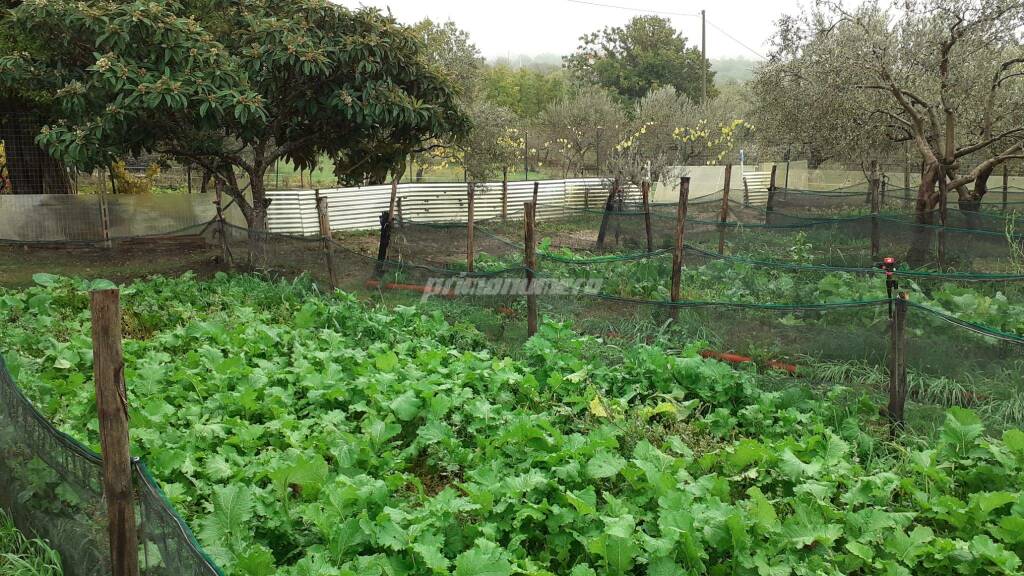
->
<box><xmin>0</xmin><ymin>510</ymin><xmax>62</xmax><ymax>576</ymax></box>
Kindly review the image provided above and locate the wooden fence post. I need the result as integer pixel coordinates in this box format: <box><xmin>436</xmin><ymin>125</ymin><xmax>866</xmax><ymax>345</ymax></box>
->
<box><xmin>719</xmin><ymin>164</ymin><xmax>732</xmax><ymax>255</ymax></box>
<box><xmin>532</xmin><ymin>180</ymin><xmax>539</xmax><ymax>208</ymax></box>
<box><xmin>90</xmin><ymin>289</ymin><xmax>140</xmax><ymax>576</ymax></box>
<box><xmin>765</xmin><ymin>164</ymin><xmax>778</xmax><ymax>224</ymax></box>
<box><xmin>904</xmin><ymin>142</ymin><xmax>911</xmax><ymax>201</ymax></box>
<box><xmin>938</xmin><ymin>179</ymin><xmax>948</xmax><ymax>266</ymax></box>
<box><xmin>869</xmin><ymin>161</ymin><xmax>881</xmax><ymax>260</ymax></box>
<box><xmin>315</xmin><ymin>193</ymin><xmax>337</xmax><ymax>291</ymax></box>
<box><xmin>887</xmin><ymin>292</ymin><xmax>909</xmax><ymax>436</ymax></box>
<box><xmin>596</xmin><ymin>178</ymin><xmax>618</xmax><ymax>248</ymax></box>
<box><xmin>396</xmin><ymin>197</ymin><xmax>404</xmax><ymax>228</ymax></box>
<box><xmin>669</xmin><ymin>177</ymin><xmax>691</xmax><ymax>321</ymax></box>
<box><xmin>467</xmin><ymin>183</ymin><xmax>475</xmax><ymax>273</ymax></box>
<box><xmin>641</xmin><ymin>180</ymin><xmax>653</xmax><ymax>253</ymax></box>
<box><xmin>501</xmin><ymin>169</ymin><xmax>509</xmax><ymax>222</ymax></box>
<box><xmin>524</xmin><ymin>201</ymin><xmax>538</xmax><ymax>337</ymax></box>
<box><xmin>99</xmin><ymin>190</ymin><xmax>112</xmax><ymax>249</ymax></box>
<box><xmin>375</xmin><ymin>210</ymin><xmax>392</xmax><ymax>277</ymax></box>
<box><xmin>214</xmin><ymin>181</ymin><xmax>231</xmax><ymax>268</ymax></box>
<box><xmin>1004</xmin><ymin>164</ymin><xmax>1009</xmax><ymax>212</ymax></box>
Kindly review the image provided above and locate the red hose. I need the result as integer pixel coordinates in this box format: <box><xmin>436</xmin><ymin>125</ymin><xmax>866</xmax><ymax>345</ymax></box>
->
<box><xmin>364</xmin><ymin>279</ymin><xmax>455</xmax><ymax>298</ymax></box>
<box><xmin>700</xmin><ymin>349</ymin><xmax>797</xmax><ymax>374</ymax></box>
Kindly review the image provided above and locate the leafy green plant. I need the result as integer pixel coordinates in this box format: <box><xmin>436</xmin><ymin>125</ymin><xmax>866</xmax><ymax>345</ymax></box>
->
<box><xmin>0</xmin><ymin>509</ymin><xmax>63</xmax><ymax>576</ymax></box>
<box><xmin>1</xmin><ymin>274</ymin><xmax>1023</xmax><ymax>576</ymax></box>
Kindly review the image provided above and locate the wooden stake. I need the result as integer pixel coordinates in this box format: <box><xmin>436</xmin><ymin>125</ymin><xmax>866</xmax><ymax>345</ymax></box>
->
<box><xmin>669</xmin><ymin>177</ymin><xmax>691</xmax><ymax>320</ymax></box>
<box><xmin>99</xmin><ymin>189</ymin><xmax>111</xmax><ymax>249</ymax></box>
<box><xmin>214</xmin><ymin>180</ymin><xmax>231</xmax><ymax>268</ymax></box>
<box><xmin>641</xmin><ymin>180</ymin><xmax>653</xmax><ymax>253</ymax></box>
<box><xmin>396</xmin><ymin>197</ymin><xmax>404</xmax><ymax>228</ymax></box>
<box><xmin>375</xmin><ymin>210</ymin><xmax>392</xmax><ymax>277</ymax></box>
<box><xmin>315</xmin><ymin>193</ymin><xmax>337</xmax><ymax>291</ymax></box>
<box><xmin>532</xmin><ymin>180</ymin><xmax>539</xmax><ymax>207</ymax></box>
<box><xmin>501</xmin><ymin>168</ymin><xmax>509</xmax><ymax>222</ymax></box>
<box><xmin>904</xmin><ymin>141</ymin><xmax>911</xmax><ymax>200</ymax></box>
<box><xmin>719</xmin><ymin>164</ymin><xmax>732</xmax><ymax>255</ymax></box>
<box><xmin>869</xmin><ymin>161</ymin><xmax>881</xmax><ymax>260</ymax></box>
<box><xmin>887</xmin><ymin>292</ymin><xmax>909</xmax><ymax>437</ymax></box>
<box><xmin>765</xmin><ymin>164</ymin><xmax>778</xmax><ymax>224</ymax></box>
<box><xmin>90</xmin><ymin>289</ymin><xmax>140</xmax><ymax>576</ymax></box>
<box><xmin>938</xmin><ymin>179</ymin><xmax>948</xmax><ymax>266</ymax></box>
<box><xmin>524</xmin><ymin>201</ymin><xmax>538</xmax><ymax>337</ymax></box>
<box><xmin>1004</xmin><ymin>164</ymin><xmax>1009</xmax><ymax>212</ymax></box>
<box><xmin>467</xmin><ymin>183</ymin><xmax>475</xmax><ymax>273</ymax></box>
<box><xmin>596</xmin><ymin>178</ymin><xmax>618</xmax><ymax>248</ymax></box>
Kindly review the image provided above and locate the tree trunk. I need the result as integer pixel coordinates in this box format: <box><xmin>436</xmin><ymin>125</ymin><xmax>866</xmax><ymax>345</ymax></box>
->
<box><xmin>0</xmin><ymin>110</ymin><xmax>73</xmax><ymax>194</ymax></box>
<box><xmin>958</xmin><ymin>164</ymin><xmax>993</xmax><ymax>230</ymax></box>
<box><xmin>246</xmin><ymin>177</ymin><xmax>269</xmax><ymax>266</ymax></box>
<box><xmin>907</xmin><ymin>162</ymin><xmax>941</xmax><ymax>267</ymax></box>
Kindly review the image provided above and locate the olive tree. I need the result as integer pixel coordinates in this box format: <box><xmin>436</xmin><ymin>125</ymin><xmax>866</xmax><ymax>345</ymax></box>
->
<box><xmin>755</xmin><ymin>0</ymin><xmax>1024</xmax><ymax>218</ymax></box>
<box><xmin>0</xmin><ymin>0</ymin><xmax>467</xmax><ymax>247</ymax></box>
<box><xmin>539</xmin><ymin>85</ymin><xmax>625</xmax><ymax>177</ymax></box>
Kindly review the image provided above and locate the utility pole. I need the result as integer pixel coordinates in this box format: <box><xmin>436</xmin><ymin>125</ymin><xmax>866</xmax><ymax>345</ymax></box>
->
<box><xmin>701</xmin><ymin>10</ymin><xmax>707</xmax><ymax>105</ymax></box>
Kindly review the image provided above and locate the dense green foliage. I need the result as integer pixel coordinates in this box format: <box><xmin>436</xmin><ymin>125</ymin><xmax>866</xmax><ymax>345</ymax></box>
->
<box><xmin>0</xmin><ymin>0</ymin><xmax>466</xmax><ymax>225</ymax></box>
<box><xmin>565</xmin><ymin>16</ymin><xmax>715</xmax><ymax>104</ymax></box>
<box><xmin>1</xmin><ymin>274</ymin><xmax>1023</xmax><ymax>575</ymax></box>
<box><xmin>0</xmin><ymin>509</ymin><xmax>62</xmax><ymax>576</ymax></box>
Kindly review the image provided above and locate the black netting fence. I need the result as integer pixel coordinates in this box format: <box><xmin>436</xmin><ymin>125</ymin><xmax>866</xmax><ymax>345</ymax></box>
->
<box><xmin>4</xmin><ymin>177</ymin><xmax>1024</xmax><ymax>573</ymax></box>
<box><xmin>0</xmin><ymin>355</ymin><xmax>221</xmax><ymax>576</ymax></box>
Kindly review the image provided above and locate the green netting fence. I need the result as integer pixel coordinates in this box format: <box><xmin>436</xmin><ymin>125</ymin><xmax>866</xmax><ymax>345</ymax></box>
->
<box><xmin>5</xmin><ymin>181</ymin><xmax>1024</xmax><ymax>573</ymax></box>
<box><xmin>0</xmin><ymin>354</ymin><xmax>222</xmax><ymax>576</ymax></box>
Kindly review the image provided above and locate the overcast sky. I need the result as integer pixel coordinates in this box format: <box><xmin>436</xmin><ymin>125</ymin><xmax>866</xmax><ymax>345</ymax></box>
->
<box><xmin>334</xmin><ymin>0</ymin><xmax>806</xmax><ymax>61</ymax></box>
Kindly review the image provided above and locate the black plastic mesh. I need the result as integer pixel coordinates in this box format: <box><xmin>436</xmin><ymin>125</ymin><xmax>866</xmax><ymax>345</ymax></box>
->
<box><xmin>0</xmin><ymin>355</ymin><xmax>221</xmax><ymax>575</ymax></box>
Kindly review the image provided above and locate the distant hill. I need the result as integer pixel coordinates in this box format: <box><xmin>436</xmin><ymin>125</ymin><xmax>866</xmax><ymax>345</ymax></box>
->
<box><xmin>488</xmin><ymin>53</ymin><xmax>563</xmax><ymax>72</ymax></box>
<box><xmin>491</xmin><ymin>54</ymin><xmax>761</xmax><ymax>83</ymax></box>
<box><xmin>711</xmin><ymin>57</ymin><xmax>760</xmax><ymax>83</ymax></box>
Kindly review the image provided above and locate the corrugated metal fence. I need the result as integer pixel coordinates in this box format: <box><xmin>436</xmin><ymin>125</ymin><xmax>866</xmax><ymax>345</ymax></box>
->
<box><xmin>266</xmin><ymin>178</ymin><xmax>625</xmax><ymax>235</ymax></box>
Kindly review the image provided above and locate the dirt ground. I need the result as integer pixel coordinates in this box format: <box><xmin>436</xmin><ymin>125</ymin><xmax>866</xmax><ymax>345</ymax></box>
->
<box><xmin>0</xmin><ymin>237</ymin><xmax>223</xmax><ymax>288</ymax></box>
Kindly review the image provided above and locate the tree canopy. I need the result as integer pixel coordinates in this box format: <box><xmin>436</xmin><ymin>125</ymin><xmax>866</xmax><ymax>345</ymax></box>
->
<box><xmin>753</xmin><ymin>0</ymin><xmax>1024</xmax><ymax>211</ymax></box>
<box><xmin>0</xmin><ymin>0</ymin><xmax>468</xmax><ymax>234</ymax></box>
<box><xmin>565</xmin><ymin>16</ymin><xmax>715</xmax><ymax>104</ymax></box>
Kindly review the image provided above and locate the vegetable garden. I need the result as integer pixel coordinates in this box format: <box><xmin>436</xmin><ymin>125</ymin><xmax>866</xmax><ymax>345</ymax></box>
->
<box><xmin>3</xmin><ymin>274</ymin><xmax>1024</xmax><ymax>576</ymax></box>
<box><xmin>3</xmin><ymin>182</ymin><xmax>1024</xmax><ymax>575</ymax></box>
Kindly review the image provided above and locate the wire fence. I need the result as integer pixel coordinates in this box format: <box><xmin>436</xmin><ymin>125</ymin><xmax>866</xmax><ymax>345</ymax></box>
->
<box><xmin>3</xmin><ymin>175</ymin><xmax>1024</xmax><ymax>574</ymax></box>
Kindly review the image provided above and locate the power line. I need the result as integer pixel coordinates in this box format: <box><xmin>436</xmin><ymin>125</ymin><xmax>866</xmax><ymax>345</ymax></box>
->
<box><xmin>565</xmin><ymin>0</ymin><xmax>699</xmax><ymax>18</ymax></box>
<box><xmin>565</xmin><ymin>1</ymin><xmax>767</xmax><ymax>60</ymax></box>
<box><xmin>705</xmin><ymin>18</ymin><xmax>765</xmax><ymax>59</ymax></box>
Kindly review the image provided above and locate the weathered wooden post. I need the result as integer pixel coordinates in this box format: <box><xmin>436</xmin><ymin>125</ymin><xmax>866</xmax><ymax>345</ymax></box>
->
<box><xmin>764</xmin><ymin>164</ymin><xmax>778</xmax><ymax>224</ymax></box>
<box><xmin>467</xmin><ymin>183</ymin><xmax>476</xmax><ymax>272</ymax></box>
<box><xmin>596</xmin><ymin>178</ymin><xmax>618</xmax><ymax>248</ymax></box>
<box><xmin>214</xmin><ymin>180</ymin><xmax>231</xmax><ymax>268</ymax></box>
<box><xmin>938</xmin><ymin>180</ymin><xmax>948</xmax><ymax>266</ymax></box>
<box><xmin>869</xmin><ymin>161</ymin><xmax>881</xmax><ymax>260</ymax></box>
<box><xmin>1004</xmin><ymin>164</ymin><xmax>1010</xmax><ymax>212</ymax></box>
<box><xmin>90</xmin><ymin>289</ymin><xmax>140</xmax><ymax>576</ymax></box>
<box><xmin>315</xmin><ymin>193</ymin><xmax>337</xmax><ymax>291</ymax></box>
<box><xmin>396</xmin><ymin>197</ymin><xmax>404</xmax><ymax>228</ymax></box>
<box><xmin>887</xmin><ymin>292</ymin><xmax>909</xmax><ymax>437</ymax></box>
<box><xmin>501</xmin><ymin>168</ymin><xmax>509</xmax><ymax>222</ymax></box>
<box><xmin>669</xmin><ymin>177</ymin><xmax>691</xmax><ymax>321</ymax></box>
<box><xmin>904</xmin><ymin>142</ymin><xmax>911</xmax><ymax>201</ymax></box>
<box><xmin>641</xmin><ymin>180</ymin><xmax>654</xmax><ymax>253</ymax></box>
<box><xmin>524</xmin><ymin>201</ymin><xmax>538</xmax><ymax>336</ymax></box>
<box><xmin>532</xmin><ymin>180</ymin><xmax>539</xmax><ymax>207</ymax></box>
<box><xmin>719</xmin><ymin>164</ymin><xmax>732</xmax><ymax>255</ymax></box>
<box><xmin>375</xmin><ymin>210</ymin><xmax>392</xmax><ymax>277</ymax></box>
